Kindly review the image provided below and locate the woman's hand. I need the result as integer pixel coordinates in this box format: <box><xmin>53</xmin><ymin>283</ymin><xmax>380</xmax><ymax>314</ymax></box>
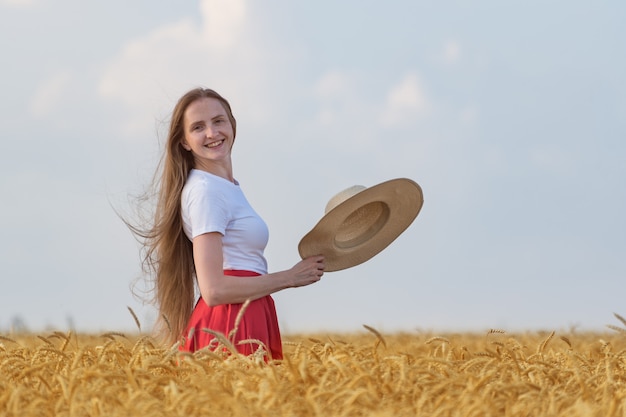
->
<box><xmin>288</xmin><ymin>255</ymin><xmax>325</xmax><ymax>287</ymax></box>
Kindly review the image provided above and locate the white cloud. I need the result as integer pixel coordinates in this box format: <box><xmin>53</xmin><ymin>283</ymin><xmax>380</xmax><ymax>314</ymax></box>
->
<box><xmin>97</xmin><ymin>0</ymin><xmax>273</xmax><ymax>137</ymax></box>
<box><xmin>30</xmin><ymin>70</ymin><xmax>72</xmax><ymax>118</ymax></box>
<box><xmin>314</xmin><ymin>71</ymin><xmax>351</xmax><ymax>99</ymax></box>
<box><xmin>200</xmin><ymin>0</ymin><xmax>246</xmax><ymax>48</ymax></box>
<box><xmin>97</xmin><ymin>18</ymin><xmax>204</xmax><ymax>135</ymax></box>
<box><xmin>312</xmin><ymin>71</ymin><xmax>356</xmax><ymax>126</ymax></box>
<box><xmin>379</xmin><ymin>72</ymin><xmax>430</xmax><ymax>127</ymax></box>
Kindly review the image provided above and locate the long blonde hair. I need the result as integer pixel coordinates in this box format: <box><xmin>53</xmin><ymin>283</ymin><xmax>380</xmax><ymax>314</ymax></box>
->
<box><xmin>131</xmin><ymin>88</ymin><xmax>237</xmax><ymax>344</ymax></box>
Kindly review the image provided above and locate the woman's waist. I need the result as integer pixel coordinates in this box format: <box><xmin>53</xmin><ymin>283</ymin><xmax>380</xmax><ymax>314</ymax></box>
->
<box><xmin>223</xmin><ymin>269</ymin><xmax>262</xmax><ymax>277</ymax></box>
<box><xmin>222</xmin><ymin>255</ymin><xmax>267</xmax><ymax>274</ymax></box>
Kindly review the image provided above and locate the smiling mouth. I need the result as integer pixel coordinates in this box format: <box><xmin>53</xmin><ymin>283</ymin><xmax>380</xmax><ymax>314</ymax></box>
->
<box><xmin>206</xmin><ymin>140</ymin><xmax>224</xmax><ymax>148</ymax></box>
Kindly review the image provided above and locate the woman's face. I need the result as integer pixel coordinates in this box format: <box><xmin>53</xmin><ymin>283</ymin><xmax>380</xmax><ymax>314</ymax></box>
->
<box><xmin>181</xmin><ymin>97</ymin><xmax>235</xmax><ymax>170</ymax></box>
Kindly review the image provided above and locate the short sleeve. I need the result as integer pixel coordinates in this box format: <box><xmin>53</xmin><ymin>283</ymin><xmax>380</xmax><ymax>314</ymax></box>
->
<box><xmin>183</xmin><ymin>180</ymin><xmax>229</xmax><ymax>239</ymax></box>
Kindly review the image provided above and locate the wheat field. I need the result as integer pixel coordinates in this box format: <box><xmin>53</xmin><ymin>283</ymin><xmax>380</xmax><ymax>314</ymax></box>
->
<box><xmin>2</xmin><ymin>316</ymin><xmax>626</xmax><ymax>416</ymax></box>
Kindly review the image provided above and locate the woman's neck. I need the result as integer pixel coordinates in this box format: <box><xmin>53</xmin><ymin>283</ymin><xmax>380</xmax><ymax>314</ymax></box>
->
<box><xmin>193</xmin><ymin>159</ymin><xmax>234</xmax><ymax>183</ymax></box>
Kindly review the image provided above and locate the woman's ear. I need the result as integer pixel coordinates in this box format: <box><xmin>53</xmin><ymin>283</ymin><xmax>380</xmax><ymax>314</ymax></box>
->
<box><xmin>181</xmin><ymin>141</ymin><xmax>191</xmax><ymax>151</ymax></box>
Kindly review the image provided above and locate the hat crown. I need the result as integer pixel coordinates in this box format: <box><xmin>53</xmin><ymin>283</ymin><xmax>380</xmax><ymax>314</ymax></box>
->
<box><xmin>325</xmin><ymin>185</ymin><xmax>366</xmax><ymax>213</ymax></box>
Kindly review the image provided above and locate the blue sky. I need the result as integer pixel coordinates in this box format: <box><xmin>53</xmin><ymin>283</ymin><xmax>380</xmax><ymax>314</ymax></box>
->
<box><xmin>1</xmin><ymin>0</ymin><xmax>624</xmax><ymax>334</ymax></box>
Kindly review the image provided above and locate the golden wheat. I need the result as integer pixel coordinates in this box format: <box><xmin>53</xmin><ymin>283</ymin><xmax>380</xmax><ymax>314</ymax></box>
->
<box><xmin>1</xmin><ymin>328</ymin><xmax>626</xmax><ymax>416</ymax></box>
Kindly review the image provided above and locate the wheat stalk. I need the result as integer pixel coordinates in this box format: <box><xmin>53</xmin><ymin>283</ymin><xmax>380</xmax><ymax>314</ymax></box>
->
<box><xmin>425</xmin><ymin>336</ymin><xmax>450</xmax><ymax>345</ymax></box>
<box><xmin>362</xmin><ymin>324</ymin><xmax>387</xmax><ymax>348</ymax></box>
<box><xmin>537</xmin><ymin>331</ymin><xmax>555</xmax><ymax>354</ymax></box>
<box><xmin>614</xmin><ymin>312</ymin><xmax>626</xmax><ymax>327</ymax></box>
<box><xmin>127</xmin><ymin>306</ymin><xmax>141</xmax><ymax>331</ymax></box>
<box><xmin>0</xmin><ymin>335</ymin><xmax>18</xmax><ymax>345</ymax></box>
<box><xmin>201</xmin><ymin>328</ymin><xmax>238</xmax><ymax>355</ymax></box>
<box><xmin>229</xmin><ymin>298</ymin><xmax>252</xmax><ymax>343</ymax></box>
<box><xmin>607</xmin><ymin>325</ymin><xmax>626</xmax><ymax>334</ymax></box>
<box><xmin>560</xmin><ymin>336</ymin><xmax>572</xmax><ymax>348</ymax></box>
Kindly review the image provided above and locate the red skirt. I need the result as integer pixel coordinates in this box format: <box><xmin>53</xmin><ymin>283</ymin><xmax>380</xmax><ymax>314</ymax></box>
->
<box><xmin>179</xmin><ymin>270</ymin><xmax>283</xmax><ymax>360</ymax></box>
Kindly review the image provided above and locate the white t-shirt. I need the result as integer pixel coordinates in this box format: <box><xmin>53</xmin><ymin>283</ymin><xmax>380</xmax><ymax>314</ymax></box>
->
<box><xmin>181</xmin><ymin>169</ymin><xmax>269</xmax><ymax>274</ymax></box>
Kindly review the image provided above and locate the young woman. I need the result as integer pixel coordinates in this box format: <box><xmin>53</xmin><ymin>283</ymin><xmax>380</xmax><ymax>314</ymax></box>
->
<box><xmin>134</xmin><ymin>88</ymin><xmax>324</xmax><ymax>359</ymax></box>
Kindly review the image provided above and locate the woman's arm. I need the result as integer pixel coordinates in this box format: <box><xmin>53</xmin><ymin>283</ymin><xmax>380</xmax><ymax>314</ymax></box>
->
<box><xmin>193</xmin><ymin>232</ymin><xmax>324</xmax><ymax>306</ymax></box>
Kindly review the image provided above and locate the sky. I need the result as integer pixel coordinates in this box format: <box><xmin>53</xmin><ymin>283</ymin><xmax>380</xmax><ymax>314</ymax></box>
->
<box><xmin>1</xmin><ymin>0</ymin><xmax>625</xmax><ymax>335</ymax></box>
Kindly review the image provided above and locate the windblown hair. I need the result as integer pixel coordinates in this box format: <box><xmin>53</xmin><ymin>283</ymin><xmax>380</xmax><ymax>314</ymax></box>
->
<box><xmin>130</xmin><ymin>88</ymin><xmax>237</xmax><ymax>345</ymax></box>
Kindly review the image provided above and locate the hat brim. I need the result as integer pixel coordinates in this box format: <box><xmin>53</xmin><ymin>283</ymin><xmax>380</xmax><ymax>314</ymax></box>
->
<box><xmin>298</xmin><ymin>178</ymin><xmax>423</xmax><ymax>272</ymax></box>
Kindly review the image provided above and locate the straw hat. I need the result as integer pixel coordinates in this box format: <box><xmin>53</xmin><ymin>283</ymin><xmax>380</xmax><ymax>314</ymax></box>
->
<box><xmin>298</xmin><ymin>178</ymin><xmax>423</xmax><ymax>272</ymax></box>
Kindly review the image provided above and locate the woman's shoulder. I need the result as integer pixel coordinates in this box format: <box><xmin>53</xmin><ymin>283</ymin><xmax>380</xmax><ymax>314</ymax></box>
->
<box><xmin>183</xmin><ymin>169</ymin><xmax>236</xmax><ymax>199</ymax></box>
<box><xmin>185</xmin><ymin>170</ymin><xmax>214</xmax><ymax>193</ymax></box>
<box><xmin>187</xmin><ymin>169</ymin><xmax>238</xmax><ymax>186</ymax></box>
